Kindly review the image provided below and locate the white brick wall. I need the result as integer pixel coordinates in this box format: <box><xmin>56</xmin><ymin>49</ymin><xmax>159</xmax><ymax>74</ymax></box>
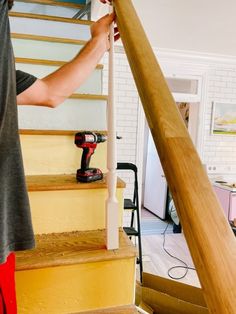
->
<box><xmin>103</xmin><ymin>48</ymin><xmax>236</xmax><ymax>225</ymax></box>
<box><xmin>203</xmin><ymin>66</ymin><xmax>236</xmax><ymax>174</ymax></box>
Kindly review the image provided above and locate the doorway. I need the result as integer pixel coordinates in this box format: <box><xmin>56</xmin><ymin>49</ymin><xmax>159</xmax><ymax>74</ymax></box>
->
<box><xmin>140</xmin><ymin>75</ymin><xmax>203</xmax><ymax>233</ymax></box>
<box><xmin>141</xmin><ymin>101</ymin><xmax>200</xmax><ymax>234</ymax></box>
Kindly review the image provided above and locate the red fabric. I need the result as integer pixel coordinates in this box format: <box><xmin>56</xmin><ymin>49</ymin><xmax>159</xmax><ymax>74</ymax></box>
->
<box><xmin>0</xmin><ymin>253</ymin><xmax>17</xmax><ymax>314</ymax></box>
<box><xmin>0</xmin><ymin>290</ymin><xmax>5</xmax><ymax>314</ymax></box>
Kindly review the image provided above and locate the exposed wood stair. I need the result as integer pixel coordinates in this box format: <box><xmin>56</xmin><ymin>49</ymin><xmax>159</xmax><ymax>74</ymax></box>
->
<box><xmin>15</xmin><ymin>57</ymin><xmax>103</xmax><ymax>69</ymax></box>
<box><xmin>26</xmin><ymin>174</ymin><xmax>125</xmax><ymax>234</ymax></box>
<box><xmin>11</xmin><ymin>1</ymin><xmax>137</xmax><ymax>313</ymax></box>
<box><xmin>15</xmin><ymin>56</ymin><xmax>105</xmax><ymax>130</ymax></box>
<box><xmin>15</xmin><ymin>57</ymin><xmax>103</xmax><ymax>95</ymax></box>
<box><xmin>16</xmin><ymin>230</ymin><xmax>136</xmax><ymax>314</ymax></box>
<box><xmin>12</xmin><ymin>0</ymin><xmax>86</xmax><ymax>21</ymax></box>
<box><xmin>19</xmin><ymin>130</ymin><xmax>107</xmax><ymax>175</ymax></box>
<box><xmin>12</xmin><ymin>33</ymin><xmax>87</xmax><ymax>45</ymax></box>
<box><xmin>9</xmin><ymin>12</ymin><xmax>92</xmax><ymax>25</ymax></box>
<box><xmin>9</xmin><ymin>8</ymin><xmax>91</xmax><ymax>40</ymax></box>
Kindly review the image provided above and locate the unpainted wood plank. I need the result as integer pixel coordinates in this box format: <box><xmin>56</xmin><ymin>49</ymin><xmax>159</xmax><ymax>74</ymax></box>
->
<box><xmin>16</xmin><ymin>229</ymin><xmax>137</xmax><ymax>271</ymax></box>
<box><xmin>9</xmin><ymin>12</ymin><xmax>92</xmax><ymax>25</ymax></box>
<box><xmin>70</xmin><ymin>94</ymin><xmax>108</xmax><ymax>101</ymax></box>
<box><xmin>114</xmin><ymin>1</ymin><xmax>236</xmax><ymax>313</ymax></box>
<box><xmin>19</xmin><ymin>130</ymin><xmax>108</xmax><ymax>135</ymax></box>
<box><xmin>26</xmin><ymin>174</ymin><xmax>126</xmax><ymax>191</ymax></box>
<box><xmin>11</xmin><ymin>33</ymin><xmax>87</xmax><ymax>45</ymax></box>
<box><xmin>15</xmin><ymin>57</ymin><xmax>103</xmax><ymax>70</ymax></box>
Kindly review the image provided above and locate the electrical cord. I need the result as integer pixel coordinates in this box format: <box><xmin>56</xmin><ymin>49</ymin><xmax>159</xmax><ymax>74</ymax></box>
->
<box><xmin>162</xmin><ymin>222</ymin><xmax>196</xmax><ymax>280</ymax></box>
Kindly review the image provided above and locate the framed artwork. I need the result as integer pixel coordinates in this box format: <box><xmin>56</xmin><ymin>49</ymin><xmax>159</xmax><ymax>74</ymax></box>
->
<box><xmin>211</xmin><ymin>102</ymin><xmax>236</xmax><ymax>135</ymax></box>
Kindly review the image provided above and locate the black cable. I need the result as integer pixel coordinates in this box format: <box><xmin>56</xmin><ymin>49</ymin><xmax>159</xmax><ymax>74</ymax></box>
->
<box><xmin>162</xmin><ymin>222</ymin><xmax>196</xmax><ymax>280</ymax></box>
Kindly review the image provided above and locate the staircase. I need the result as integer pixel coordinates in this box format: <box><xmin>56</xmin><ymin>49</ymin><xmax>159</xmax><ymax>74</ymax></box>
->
<box><xmin>10</xmin><ymin>1</ymin><xmax>137</xmax><ymax>313</ymax></box>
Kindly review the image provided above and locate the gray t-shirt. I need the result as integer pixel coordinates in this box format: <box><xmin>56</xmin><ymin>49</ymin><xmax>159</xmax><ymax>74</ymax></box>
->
<box><xmin>0</xmin><ymin>0</ymin><xmax>36</xmax><ymax>264</ymax></box>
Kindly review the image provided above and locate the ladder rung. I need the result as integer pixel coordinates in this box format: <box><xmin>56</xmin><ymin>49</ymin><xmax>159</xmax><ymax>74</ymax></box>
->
<box><xmin>124</xmin><ymin>198</ymin><xmax>136</xmax><ymax>209</ymax></box>
<box><xmin>123</xmin><ymin>227</ymin><xmax>139</xmax><ymax>237</ymax></box>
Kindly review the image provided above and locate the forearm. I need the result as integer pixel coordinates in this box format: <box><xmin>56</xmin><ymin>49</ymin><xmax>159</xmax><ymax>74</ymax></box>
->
<box><xmin>42</xmin><ymin>35</ymin><xmax>107</xmax><ymax>107</ymax></box>
<box><xmin>17</xmin><ymin>12</ymin><xmax>116</xmax><ymax>107</ymax></box>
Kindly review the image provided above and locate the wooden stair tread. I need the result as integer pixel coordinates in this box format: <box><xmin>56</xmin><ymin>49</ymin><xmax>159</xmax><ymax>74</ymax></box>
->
<box><xmin>11</xmin><ymin>33</ymin><xmax>87</xmax><ymax>45</ymax></box>
<box><xmin>16</xmin><ymin>0</ymin><xmax>84</xmax><ymax>9</ymax></box>
<box><xmin>70</xmin><ymin>94</ymin><xmax>107</xmax><ymax>100</ymax></box>
<box><xmin>77</xmin><ymin>305</ymin><xmax>139</xmax><ymax>314</ymax></box>
<box><xmin>19</xmin><ymin>92</ymin><xmax>107</xmax><ymax>101</ymax></box>
<box><xmin>26</xmin><ymin>174</ymin><xmax>126</xmax><ymax>191</ymax></box>
<box><xmin>15</xmin><ymin>57</ymin><xmax>103</xmax><ymax>70</ymax></box>
<box><xmin>16</xmin><ymin>230</ymin><xmax>137</xmax><ymax>271</ymax></box>
<box><xmin>19</xmin><ymin>129</ymin><xmax>107</xmax><ymax>135</ymax></box>
<box><xmin>9</xmin><ymin>12</ymin><xmax>92</xmax><ymax>25</ymax></box>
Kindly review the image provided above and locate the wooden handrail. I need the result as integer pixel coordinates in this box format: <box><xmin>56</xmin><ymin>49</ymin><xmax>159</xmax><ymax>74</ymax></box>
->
<box><xmin>113</xmin><ymin>0</ymin><xmax>236</xmax><ymax>313</ymax></box>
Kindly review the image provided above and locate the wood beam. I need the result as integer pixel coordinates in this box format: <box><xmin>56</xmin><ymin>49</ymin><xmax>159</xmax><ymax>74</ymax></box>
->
<box><xmin>113</xmin><ymin>0</ymin><xmax>236</xmax><ymax>313</ymax></box>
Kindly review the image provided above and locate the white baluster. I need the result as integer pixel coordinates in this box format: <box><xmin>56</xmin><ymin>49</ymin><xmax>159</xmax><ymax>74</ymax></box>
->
<box><xmin>106</xmin><ymin>3</ymin><xmax>119</xmax><ymax>250</ymax></box>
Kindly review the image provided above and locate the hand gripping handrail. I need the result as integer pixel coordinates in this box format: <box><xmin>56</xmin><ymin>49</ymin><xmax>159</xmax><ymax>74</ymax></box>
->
<box><xmin>113</xmin><ymin>0</ymin><xmax>236</xmax><ymax>313</ymax></box>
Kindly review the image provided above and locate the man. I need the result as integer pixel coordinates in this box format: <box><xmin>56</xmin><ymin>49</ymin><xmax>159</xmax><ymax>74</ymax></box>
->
<box><xmin>0</xmin><ymin>0</ymin><xmax>117</xmax><ymax>312</ymax></box>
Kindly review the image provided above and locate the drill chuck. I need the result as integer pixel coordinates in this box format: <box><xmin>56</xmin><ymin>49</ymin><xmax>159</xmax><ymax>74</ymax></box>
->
<box><xmin>75</xmin><ymin>132</ymin><xmax>107</xmax><ymax>146</ymax></box>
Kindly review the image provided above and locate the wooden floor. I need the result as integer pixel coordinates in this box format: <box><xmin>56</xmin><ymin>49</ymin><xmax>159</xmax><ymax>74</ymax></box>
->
<box><xmin>137</xmin><ymin>209</ymin><xmax>201</xmax><ymax>288</ymax></box>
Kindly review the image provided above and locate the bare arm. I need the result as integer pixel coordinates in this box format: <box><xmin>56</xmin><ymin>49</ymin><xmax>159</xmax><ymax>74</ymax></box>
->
<box><xmin>17</xmin><ymin>13</ymin><xmax>118</xmax><ymax>107</ymax></box>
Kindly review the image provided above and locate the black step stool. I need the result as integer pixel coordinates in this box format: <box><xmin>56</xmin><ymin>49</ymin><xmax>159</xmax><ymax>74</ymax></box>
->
<box><xmin>117</xmin><ymin>162</ymin><xmax>143</xmax><ymax>283</ymax></box>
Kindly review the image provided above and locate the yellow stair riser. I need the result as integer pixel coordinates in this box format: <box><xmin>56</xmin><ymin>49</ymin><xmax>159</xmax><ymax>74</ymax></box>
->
<box><xmin>29</xmin><ymin>189</ymin><xmax>124</xmax><ymax>234</ymax></box>
<box><xmin>16</xmin><ymin>258</ymin><xmax>136</xmax><ymax>314</ymax></box>
<box><xmin>20</xmin><ymin>134</ymin><xmax>107</xmax><ymax>175</ymax></box>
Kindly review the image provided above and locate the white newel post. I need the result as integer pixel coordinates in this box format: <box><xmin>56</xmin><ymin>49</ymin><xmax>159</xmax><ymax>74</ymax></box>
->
<box><xmin>106</xmin><ymin>4</ymin><xmax>119</xmax><ymax>250</ymax></box>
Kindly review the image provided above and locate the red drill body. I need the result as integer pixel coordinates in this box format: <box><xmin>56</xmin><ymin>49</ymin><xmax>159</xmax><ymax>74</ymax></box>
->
<box><xmin>74</xmin><ymin>132</ymin><xmax>107</xmax><ymax>182</ymax></box>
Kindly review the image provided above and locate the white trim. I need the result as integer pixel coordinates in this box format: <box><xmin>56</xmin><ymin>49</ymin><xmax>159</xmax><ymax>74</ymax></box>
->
<box><xmin>136</xmin><ymin>99</ymin><xmax>145</xmax><ymax>207</ymax></box>
<box><xmin>115</xmin><ymin>44</ymin><xmax>236</xmax><ymax>66</ymax></box>
<box><xmin>135</xmin><ymin>50</ymin><xmax>211</xmax><ymax>203</ymax></box>
<box><xmin>155</xmin><ymin>47</ymin><xmax>236</xmax><ymax>67</ymax></box>
<box><xmin>132</xmin><ymin>259</ymin><xmax>137</xmax><ymax>304</ymax></box>
<box><xmin>106</xmin><ymin>10</ymin><xmax>119</xmax><ymax>250</ymax></box>
<box><xmin>196</xmin><ymin>71</ymin><xmax>209</xmax><ymax>158</ymax></box>
<box><xmin>136</xmin><ymin>306</ymin><xmax>150</xmax><ymax>314</ymax></box>
<box><xmin>170</xmin><ymin>73</ymin><xmax>202</xmax><ymax>103</ymax></box>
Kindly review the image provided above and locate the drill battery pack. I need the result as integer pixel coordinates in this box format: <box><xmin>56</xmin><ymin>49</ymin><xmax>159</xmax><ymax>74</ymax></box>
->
<box><xmin>77</xmin><ymin>168</ymin><xmax>103</xmax><ymax>183</ymax></box>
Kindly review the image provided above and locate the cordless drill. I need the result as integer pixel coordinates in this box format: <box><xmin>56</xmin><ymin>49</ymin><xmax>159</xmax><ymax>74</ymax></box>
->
<box><xmin>74</xmin><ymin>132</ymin><xmax>107</xmax><ymax>182</ymax></box>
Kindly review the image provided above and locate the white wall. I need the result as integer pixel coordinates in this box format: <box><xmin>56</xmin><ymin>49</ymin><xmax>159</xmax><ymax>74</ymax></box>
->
<box><xmin>134</xmin><ymin>0</ymin><xmax>236</xmax><ymax>56</ymax></box>
<box><xmin>102</xmin><ymin>47</ymin><xmax>236</xmax><ymax>229</ymax></box>
<box><xmin>203</xmin><ymin>65</ymin><xmax>236</xmax><ymax>176</ymax></box>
